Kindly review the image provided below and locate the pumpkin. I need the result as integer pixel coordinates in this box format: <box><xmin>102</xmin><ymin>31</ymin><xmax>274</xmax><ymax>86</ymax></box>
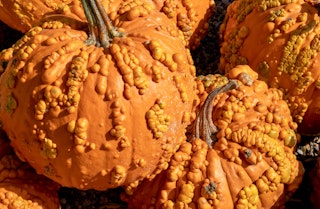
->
<box><xmin>122</xmin><ymin>65</ymin><xmax>303</xmax><ymax>208</ymax></box>
<box><xmin>0</xmin><ymin>0</ymin><xmax>85</xmax><ymax>33</ymax></box>
<box><xmin>155</xmin><ymin>0</ymin><xmax>215</xmax><ymax>49</ymax></box>
<box><xmin>0</xmin><ymin>0</ymin><xmax>198</xmax><ymax>190</ymax></box>
<box><xmin>0</xmin><ymin>0</ymin><xmax>214</xmax><ymax>49</ymax></box>
<box><xmin>0</xmin><ymin>130</ymin><xmax>60</xmax><ymax>209</ymax></box>
<box><xmin>219</xmin><ymin>0</ymin><xmax>320</xmax><ymax>135</ymax></box>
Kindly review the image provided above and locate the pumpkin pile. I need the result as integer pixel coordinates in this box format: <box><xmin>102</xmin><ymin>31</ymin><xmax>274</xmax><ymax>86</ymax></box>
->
<box><xmin>122</xmin><ymin>65</ymin><xmax>303</xmax><ymax>209</ymax></box>
<box><xmin>0</xmin><ymin>0</ymin><xmax>316</xmax><ymax>208</ymax></box>
<box><xmin>219</xmin><ymin>0</ymin><xmax>320</xmax><ymax>136</ymax></box>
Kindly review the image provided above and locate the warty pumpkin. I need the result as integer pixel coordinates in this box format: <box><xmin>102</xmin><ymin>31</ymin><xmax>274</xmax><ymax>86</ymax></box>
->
<box><xmin>0</xmin><ymin>0</ymin><xmax>199</xmax><ymax>190</ymax></box>
<box><xmin>0</xmin><ymin>130</ymin><xmax>60</xmax><ymax>209</ymax></box>
<box><xmin>155</xmin><ymin>0</ymin><xmax>215</xmax><ymax>49</ymax></box>
<box><xmin>219</xmin><ymin>0</ymin><xmax>320</xmax><ymax>135</ymax></box>
<box><xmin>0</xmin><ymin>0</ymin><xmax>214</xmax><ymax>49</ymax></box>
<box><xmin>0</xmin><ymin>0</ymin><xmax>85</xmax><ymax>33</ymax></box>
<box><xmin>122</xmin><ymin>65</ymin><xmax>303</xmax><ymax>209</ymax></box>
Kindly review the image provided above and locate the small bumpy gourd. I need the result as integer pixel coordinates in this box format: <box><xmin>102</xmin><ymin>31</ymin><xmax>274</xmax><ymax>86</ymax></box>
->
<box><xmin>123</xmin><ymin>65</ymin><xmax>303</xmax><ymax>209</ymax></box>
<box><xmin>219</xmin><ymin>0</ymin><xmax>320</xmax><ymax>135</ymax></box>
<box><xmin>0</xmin><ymin>0</ymin><xmax>198</xmax><ymax>190</ymax></box>
<box><xmin>0</xmin><ymin>0</ymin><xmax>214</xmax><ymax>49</ymax></box>
<box><xmin>0</xmin><ymin>130</ymin><xmax>60</xmax><ymax>209</ymax></box>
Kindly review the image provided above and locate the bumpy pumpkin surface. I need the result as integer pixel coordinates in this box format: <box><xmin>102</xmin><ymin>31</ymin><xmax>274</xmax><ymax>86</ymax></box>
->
<box><xmin>219</xmin><ymin>0</ymin><xmax>320</xmax><ymax>135</ymax></box>
<box><xmin>0</xmin><ymin>0</ymin><xmax>214</xmax><ymax>49</ymax></box>
<box><xmin>0</xmin><ymin>0</ymin><xmax>85</xmax><ymax>33</ymax></box>
<box><xmin>155</xmin><ymin>0</ymin><xmax>215</xmax><ymax>49</ymax></box>
<box><xmin>0</xmin><ymin>0</ymin><xmax>198</xmax><ymax>190</ymax></box>
<box><xmin>123</xmin><ymin>65</ymin><xmax>303</xmax><ymax>209</ymax></box>
<box><xmin>0</xmin><ymin>130</ymin><xmax>60</xmax><ymax>209</ymax></box>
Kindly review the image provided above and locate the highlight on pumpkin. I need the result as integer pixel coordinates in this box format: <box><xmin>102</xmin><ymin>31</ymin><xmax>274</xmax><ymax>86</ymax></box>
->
<box><xmin>0</xmin><ymin>0</ymin><xmax>198</xmax><ymax>191</ymax></box>
<box><xmin>122</xmin><ymin>65</ymin><xmax>303</xmax><ymax>209</ymax></box>
<box><xmin>219</xmin><ymin>0</ymin><xmax>320</xmax><ymax>135</ymax></box>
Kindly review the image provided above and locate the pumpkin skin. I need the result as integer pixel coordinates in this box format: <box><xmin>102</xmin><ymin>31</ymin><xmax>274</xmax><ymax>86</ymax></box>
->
<box><xmin>0</xmin><ymin>0</ymin><xmax>85</xmax><ymax>33</ymax></box>
<box><xmin>219</xmin><ymin>0</ymin><xmax>320</xmax><ymax>135</ymax></box>
<box><xmin>0</xmin><ymin>130</ymin><xmax>60</xmax><ymax>209</ymax></box>
<box><xmin>155</xmin><ymin>0</ymin><xmax>215</xmax><ymax>49</ymax></box>
<box><xmin>0</xmin><ymin>0</ymin><xmax>214</xmax><ymax>49</ymax></box>
<box><xmin>0</xmin><ymin>2</ymin><xmax>198</xmax><ymax>190</ymax></box>
<box><xmin>122</xmin><ymin>65</ymin><xmax>303</xmax><ymax>209</ymax></box>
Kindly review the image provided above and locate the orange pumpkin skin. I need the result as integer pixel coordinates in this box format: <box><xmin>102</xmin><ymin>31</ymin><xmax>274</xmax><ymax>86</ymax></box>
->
<box><xmin>123</xmin><ymin>65</ymin><xmax>303</xmax><ymax>209</ymax></box>
<box><xmin>0</xmin><ymin>0</ymin><xmax>85</xmax><ymax>33</ymax></box>
<box><xmin>0</xmin><ymin>130</ymin><xmax>60</xmax><ymax>209</ymax></box>
<box><xmin>0</xmin><ymin>3</ymin><xmax>198</xmax><ymax>190</ymax></box>
<box><xmin>0</xmin><ymin>0</ymin><xmax>214</xmax><ymax>49</ymax></box>
<box><xmin>219</xmin><ymin>0</ymin><xmax>320</xmax><ymax>135</ymax></box>
<box><xmin>154</xmin><ymin>0</ymin><xmax>215</xmax><ymax>49</ymax></box>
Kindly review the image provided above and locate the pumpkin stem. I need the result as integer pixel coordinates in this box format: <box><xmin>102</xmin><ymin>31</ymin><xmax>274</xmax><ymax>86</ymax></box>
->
<box><xmin>81</xmin><ymin>0</ymin><xmax>124</xmax><ymax>48</ymax></box>
<box><xmin>191</xmin><ymin>80</ymin><xmax>239</xmax><ymax>148</ymax></box>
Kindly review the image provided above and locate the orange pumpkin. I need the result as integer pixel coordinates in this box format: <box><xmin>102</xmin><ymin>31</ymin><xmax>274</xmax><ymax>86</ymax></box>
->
<box><xmin>0</xmin><ymin>0</ymin><xmax>198</xmax><ymax>190</ymax></box>
<box><xmin>219</xmin><ymin>0</ymin><xmax>320</xmax><ymax>135</ymax></box>
<box><xmin>0</xmin><ymin>0</ymin><xmax>214</xmax><ymax>49</ymax></box>
<box><xmin>122</xmin><ymin>65</ymin><xmax>303</xmax><ymax>208</ymax></box>
<box><xmin>156</xmin><ymin>0</ymin><xmax>215</xmax><ymax>49</ymax></box>
<box><xmin>0</xmin><ymin>130</ymin><xmax>60</xmax><ymax>209</ymax></box>
<box><xmin>0</xmin><ymin>0</ymin><xmax>84</xmax><ymax>33</ymax></box>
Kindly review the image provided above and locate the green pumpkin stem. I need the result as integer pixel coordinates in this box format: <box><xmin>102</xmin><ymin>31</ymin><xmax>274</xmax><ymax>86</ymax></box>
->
<box><xmin>81</xmin><ymin>0</ymin><xmax>123</xmax><ymax>48</ymax></box>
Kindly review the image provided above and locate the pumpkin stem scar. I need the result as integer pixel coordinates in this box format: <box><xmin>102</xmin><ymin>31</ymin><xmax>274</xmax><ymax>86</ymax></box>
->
<box><xmin>81</xmin><ymin>0</ymin><xmax>124</xmax><ymax>48</ymax></box>
<box><xmin>191</xmin><ymin>80</ymin><xmax>239</xmax><ymax>147</ymax></box>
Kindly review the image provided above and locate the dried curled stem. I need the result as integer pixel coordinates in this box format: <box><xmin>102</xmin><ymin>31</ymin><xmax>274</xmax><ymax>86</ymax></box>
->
<box><xmin>191</xmin><ymin>80</ymin><xmax>239</xmax><ymax>147</ymax></box>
